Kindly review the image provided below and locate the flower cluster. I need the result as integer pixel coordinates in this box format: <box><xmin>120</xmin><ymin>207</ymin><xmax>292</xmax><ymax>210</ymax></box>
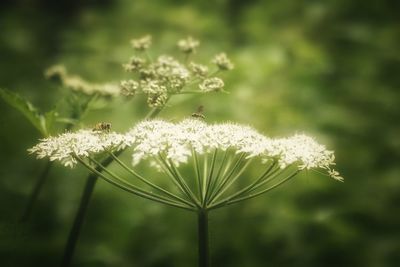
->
<box><xmin>177</xmin><ymin>36</ymin><xmax>200</xmax><ymax>54</ymax></box>
<box><xmin>29</xmin><ymin>119</ymin><xmax>342</xmax><ymax>181</ymax></box>
<box><xmin>120</xmin><ymin>80</ymin><xmax>139</xmax><ymax>96</ymax></box>
<box><xmin>212</xmin><ymin>53</ymin><xmax>234</xmax><ymax>71</ymax></box>
<box><xmin>121</xmin><ymin>35</ymin><xmax>234</xmax><ymax>107</ymax></box>
<box><xmin>45</xmin><ymin>65</ymin><xmax>120</xmax><ymax>96</ymax></box>
<box><xmin>189</xmin><ymin>62</ymin><xmax>209</xmax><ymax>77</ymax></box>
<box><xmin>199</xmin><ymin>77</ymin><xmax>224</xmax><ymax>92</ymax></box>
<box><xmin>28</xmin><ymin>130</ymin><xmax>130</xmax><ymax>167</ymax></box>
<box><xmin>131</xmin><ymin>35</ymin><xmax>152</xmax><ymax>51</ymax></box>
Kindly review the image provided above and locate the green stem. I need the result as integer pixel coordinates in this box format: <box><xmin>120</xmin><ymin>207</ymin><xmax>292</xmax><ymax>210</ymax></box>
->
<box><xmin>61</xmin><ymin>106</ymin><xmax>163</xmax><ymax>267</ymax></box>
<box><xmin>145</xmin><ymin>51</ymin><xmax>153</xmax><ymax>63</ymax></box>
<box><xmin>174</xmin><ymin>90</ymin><xmax>206</xmax><ymax>95</ymax></box>
<box><xmin>144</xmin><ymin>107</ymin><xmax>162</xmax><ymax>119</ymax></box>
<box><xmin>192</xmin><ymin>147</ymin><xmax>203</xmax><ymax>202</ymax></box>
<box><xmin>21</xmin><ymin>109</ymin><xmax>81</xmax><ymax>222</ymax></box>
<box><xmin>155</xmin><ymin>157</ymin><xmax>190</xmax><ymax>200</ymax></box>
<box><xmin>203</xmin><ymin>150</ymin><xmax>218</xmax><ymax>206</ymax></box>
<box><xmin>109</xmin><ymin>152</ymin><xmax>195</xmax><ymax>208</ymax></box>
<box><xmin>198</xmin><ymin>209</ymin><xmax>210</xmax><ymax>267</ymax></box>
<box><xmin>158</xmin><ymin>155</ymin><xmax>201</xmax><ymax>208</ymax></box>
<box><xmin>77</xmin><ymin>157</ymin><xmax>194</xmax><ymax>211</ymax></box>
<box><xmin>61</xmin><ymin>173</ymin><xmax>96</xmax><ymax>267</ymax></box>
<box><xmin>202</xmin><ymin>154</ymin><xmax>208</xmax><ymax>203</ymax></box>
<box><xmin>210</xmin><ymin>161</ymin><xmax>277</xmax><ymax>206</ymax></box>
<box><xmin>206</xmin><ymin>150</ymin><xmax>229</xmax><ymax>204</ymax></box>
<box><xmin>208</xmin><ymin>158</ymin><xmax>253</xmax><ymax>205</ymax></box>
<box><xmin>207</xmin><ymin>153</ymin><xmax>245</xmax><ymax>203</ymax></box>
<box><xmin>245</xmin><ymin>167</ymin><xmax>285</xmax><ymax>194</ymax></box>
<box><xmin>209</xmin><ymin>171</ymin><xmax>299</xmax><ymax>210</ymax></box>
<box><xmin>88</xmin><ymin>156</ymin><xmax>190</xmax><ymax>208</ymax></box>
<box><xmin>61</xmin><ymin>151</ymin><xmax>123</xmax><ymax>267</ymax></box>
<box><xmin>20</xmin><ymin>161</ymin><xmax>53</xmax><ymax>222</ymax></box>
<box><xmin>168</xmin><ymin>160</ymin><xmax>201</xmax><ymax>207</ymax></box>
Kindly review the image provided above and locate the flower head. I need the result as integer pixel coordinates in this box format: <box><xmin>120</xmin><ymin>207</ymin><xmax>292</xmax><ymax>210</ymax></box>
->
<box><xmin>123</xmin><ymin>56</ymin><xmax>146</xmax><ymax>72</ymax></box>
<box><xmin>120</xmin><ymin>80</ymin><xmax>139</xmax><ymax>96</ymax></box>
<box><xmin>189</xmin><ymin>62</ymin><xmax>209</xmax><ymax>77</ymax></box>
<box><xmin>45</xmin><ymin>65</ymin><xmax>120</xmax><ymax>96</ymax></box>
<box><xmin>30</xmin><ymin>119</ymin><xmax>342</xmax><ymax>181</ymax></box>
<box><xmin>28</xmin><ymin>130</ymin><xmax>131</xmax><ymax>167</ymax></box>
<box><xmin>199</xmin><ymin>77</ymin><xmax>224</xmax><ymax>92</ymax></box>
<box><xmin>131</xmin><ymin>35</ymin><xmax>152</xmax><ymax>51</ymax></box>
<box><xmin>44</xmin><ymin>65</ymin><xmax>67</xmax><ymax>82</ymax></box>
<box><xmin>212</xmin><ymin>53</ymin><xmax>234</xmax><ymax>71</ymax></box>
<box><xmin>119</xmin><ymin>37</ymin><xmax>234</xmax><ymax>107</ymax></box>
<box><xmin>148</xmin><ymin>55</ymin><xmax>191</xmax><ymax>92</ymax></box>
<box><xmin>177</xmin><ymin>36</ymin><xmax>200</xmax><ymax>53</ymax></box>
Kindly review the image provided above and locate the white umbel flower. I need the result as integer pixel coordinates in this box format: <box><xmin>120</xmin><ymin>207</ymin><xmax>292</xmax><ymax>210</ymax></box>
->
<box><xmin>28</xmin><ymin>130</ymin><xmax>131</xmax><ymax>167</ymax></box>
<box><xmin>29</xmin><ymin>119</ymin><xmax>342</xmax><ymax>181</ymax></box>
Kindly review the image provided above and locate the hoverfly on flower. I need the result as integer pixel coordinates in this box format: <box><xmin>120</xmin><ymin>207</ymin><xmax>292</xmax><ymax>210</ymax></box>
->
<box><xmin>92</xmin><ymin>122</ymin><xmax>112</xmax><ymax>132</ymax></box>
<box><xmin>191</xmin><ymin>105</ymin><xmax>205</xmax><ymax>120</ymax></box>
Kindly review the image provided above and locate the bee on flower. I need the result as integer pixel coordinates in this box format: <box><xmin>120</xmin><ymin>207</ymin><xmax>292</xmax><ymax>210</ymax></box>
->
<box><xmin>92</xmin><ymin>122</ymin><xmax>112</xmax><ymax>132</ymax></box>
<box><xmin>191</xmin><ymin>105</ymin><xmax>206</xmax><ymax>120</ymax></box>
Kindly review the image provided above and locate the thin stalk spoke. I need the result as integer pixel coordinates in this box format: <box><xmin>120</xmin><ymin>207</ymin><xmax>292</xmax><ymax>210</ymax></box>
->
<box><xmin>209</xmin><ymin>170</ymin><xmax>300</xmax><ymax>210</ymax></box>
<box><xmin>88</xmin><ymin>156</ymin><xmax>193</xmax><ymax>209</ymax></box>
<box><xmin>191</xmin><ymin>147</ymin><xmax>203</xmax><ymax>202</ymax></box>
<box><xmin>167</xmin><ymin>158</ymin><xmax>201</xmax><ymax>208</ymax></box>
<box><xmin>76</xmin><ymin>156</ymin><xmax>195</xmax><ymax>211</ymax></box>
<box><xmin>157</xmin><ymin>154</ymin><xmax>200</xmax><ymax>207</ymax></box>
<box><xmin>109</xmin><ymin>152</ymin><xmax>196</xmax><ymax>208</ymax></box>
<box><xmin>144</xmin><ymin>107</ymin><xmax>161</xmax><ymax>120</ymax></box>
<box><xmin>204</xmin><ymin>149</ymin><xmax>218</xmax><ymax>205</ymax></box>
<box><xmin>201</xmin><ymin>153</ymin><xmax>208</xmax><ymax>203</ymax></box>
<box><xmin>246</xmin><ymin>167</ymin><xmax>286</xmax><ymax>193</ymax></box>
<box><xmin>206</xmin><ymin>149</ymin><xmax>229</xmax><ymax>202</ymax></box>
<box><xmin>155</xmin><ymin>157</ymin><xmax>190</xmax><ymax>199</ymax></box>
<box><xmin>209</xmin><ymin>158</ymin><xmax>253</xmax><ymax>205</ymax></box>
<box><xmin>208</xmin><ymin>153</ymin><xmax>245</xmax><ymax>203</ymax></box>
<box><xmin>212</xmin><ymin>161</ymin><xmax>277</xmax><ymax>205</ymax></box>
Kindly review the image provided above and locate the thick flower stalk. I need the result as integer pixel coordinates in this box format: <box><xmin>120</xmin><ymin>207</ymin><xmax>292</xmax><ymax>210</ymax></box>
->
<box><xmin>29</xmin><ymin>119</ymin><xmax>342</xmax><ymax>210</ymax></box>
<box><xmin>18</xmin><ymin>63</ymin><xmax>123</xmax><ymax>223</ymax></box>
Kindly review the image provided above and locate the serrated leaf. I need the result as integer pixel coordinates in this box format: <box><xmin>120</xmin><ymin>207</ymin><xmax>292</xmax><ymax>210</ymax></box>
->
<box><xmin>0</xmin><ymin>88</ymin><xmax>47</xmax><ymax>136</ymax></box>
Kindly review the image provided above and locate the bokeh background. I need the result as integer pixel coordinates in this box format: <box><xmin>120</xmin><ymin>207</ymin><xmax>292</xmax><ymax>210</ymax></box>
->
<box><xmin>1</xmin><ymin>0</ymin><xmax>399</xmax><ymax>266</ymax></box>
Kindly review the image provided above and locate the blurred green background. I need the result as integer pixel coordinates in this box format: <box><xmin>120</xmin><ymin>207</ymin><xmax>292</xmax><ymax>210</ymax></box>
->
<box><xmin>1</xmin><ymin>0</ymin><xmax>399</xmax><ymax>266</ymax></box>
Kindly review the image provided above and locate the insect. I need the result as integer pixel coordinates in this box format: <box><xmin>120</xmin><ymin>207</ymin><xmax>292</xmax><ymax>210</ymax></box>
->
<box><xmin>92</xmin><ymin>122</ymin><xmax>112</xmax><ymax>132</ymax></box>
<box><xmin>191</xmin><ymin>105</ymin><xmax>205</xmax><ymax>120</ymax></box>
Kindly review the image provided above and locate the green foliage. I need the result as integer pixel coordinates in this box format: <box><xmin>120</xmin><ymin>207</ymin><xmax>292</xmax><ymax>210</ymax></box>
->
<box><xmin>0</xmin><ymin>88</ymin><xmax>51</xmax><ymax>136</ymax></box>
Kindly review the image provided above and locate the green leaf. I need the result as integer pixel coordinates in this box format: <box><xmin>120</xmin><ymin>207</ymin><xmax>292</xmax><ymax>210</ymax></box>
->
<box><xmin>0</xmin><ymin>88</ymin><xmax>47</xmax><ymax>136</ymax></box>
<box><xmin>44</xmin><ymin>110</ymin><xmax>59</xmax><ymax>134</ymax></box>
<box><xmin>56</xmin><ymin>117</ymin><xmax>78</xmax><ymax>125</ymax></box>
